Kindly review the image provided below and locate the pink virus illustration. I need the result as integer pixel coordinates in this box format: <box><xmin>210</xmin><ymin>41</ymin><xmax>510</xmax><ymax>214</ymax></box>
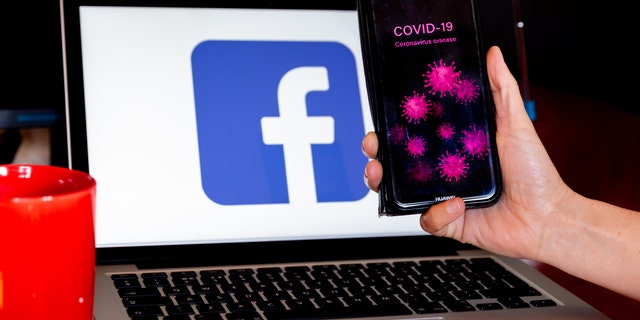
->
<box><xmin>429</xmin><ymin>101</ymin><xmax>445</xmax><ymax>118</ymax></box>
<box><xmin>423</xmin><ymin>59</ymin><xmax>461</xmax><ymax>98</ymax></box>
<box><xmin>438</xmin><ymin>151</ymin><xmax>469</xmax><ymax>182</ymax></box>
<box><xmin>460</xmin><ymin>125</ymin><xmax>489</xmax><ymax>159</ymax></box>
<box><xmin>454</xmin><ymin>76</ymin><xmax>480</xmax><ymax>105</ymax></box>
<box><xmin>405</xmin><ymin>135</ymin><xmax>427</xmax><ymax>158</ymax></box>
<box><xmin>407</xmin><ymin>161</ymin><xmax>434</xmax><ymax>183</ymax></box>
<box><xmin>437</xmin><ymin>122</ymin><xmax>456</xmax><ymax>140</ymax></box>
<box><xmin>400</xmin><ymin>91</ymin><xmax>431</xmax><ymax>124</ymax></box>
<box><xmin>388</xmin><ymin>124</ymin><xmax>406</xmax><ymax>145</ymax></box>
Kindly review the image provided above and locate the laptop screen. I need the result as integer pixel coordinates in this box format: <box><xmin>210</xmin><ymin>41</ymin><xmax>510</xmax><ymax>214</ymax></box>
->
<box><xmin>62</xmin><ymin>0</ymin><xmax>425</xmax><ymax>249</ymax></box>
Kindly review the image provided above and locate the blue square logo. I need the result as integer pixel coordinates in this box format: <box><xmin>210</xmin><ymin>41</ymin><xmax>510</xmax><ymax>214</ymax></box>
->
<box><xmin>192</xmin><ymin>41</ymin><xmax>368</xmax><ymax>205</ymax></box>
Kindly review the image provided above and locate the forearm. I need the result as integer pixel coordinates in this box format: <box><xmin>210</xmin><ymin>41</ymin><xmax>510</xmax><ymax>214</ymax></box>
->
<box><xmin>538</xmin><ymin>192</ymin><xmax>640</xmax><ymax>300</ymax></box>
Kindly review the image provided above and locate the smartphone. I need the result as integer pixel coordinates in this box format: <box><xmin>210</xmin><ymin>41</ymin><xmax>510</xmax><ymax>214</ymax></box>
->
<box><xmin>358</xmin><ymin>0</ymin><xmax>501</xmax><ymax>216</ymax></box>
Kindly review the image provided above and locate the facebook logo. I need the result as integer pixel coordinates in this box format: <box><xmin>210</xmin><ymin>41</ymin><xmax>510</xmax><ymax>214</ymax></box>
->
<box><xmin>192</xmin><ymin>41</ymin><xmax>368</xmax><ymax>205</ymax></box>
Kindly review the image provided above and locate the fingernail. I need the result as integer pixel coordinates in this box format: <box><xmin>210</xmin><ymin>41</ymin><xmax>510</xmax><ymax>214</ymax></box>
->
<box><xmin>446</xmin><ymin>198</ymin><xmax>461</xmax><ymax>215</ymax></box>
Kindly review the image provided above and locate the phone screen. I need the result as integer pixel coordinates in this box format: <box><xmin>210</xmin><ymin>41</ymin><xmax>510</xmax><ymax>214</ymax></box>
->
<box><xmin>360</xmin><ymin>0</ymin><xmax>500</xmax><ymax>214</ymax></box>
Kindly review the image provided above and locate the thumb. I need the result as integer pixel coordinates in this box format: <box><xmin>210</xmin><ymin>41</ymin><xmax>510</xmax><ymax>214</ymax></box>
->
<box><xmin>419</xmin><ymin>197</ymin><xmax>466</xmax><ymax>240</ymax></box>
<box><xmin>486</xmin><ymin>46</ymin><xmax>531</xmax><ymax>126</ymax></box>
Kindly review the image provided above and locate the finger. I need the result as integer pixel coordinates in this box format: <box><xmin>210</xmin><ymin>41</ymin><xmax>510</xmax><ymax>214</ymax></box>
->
<box><xmin>364</xmin><ymin>159</ymin><xmax>382</xmax><ymax>193</ymax></box>
<box><xmin>361</xmin><ymin>131</ymin><xmax>379</xmax><ymax>159</ymax></box>
<box><xmin>419</xmin><ymin>197</ymin><xmax>465</xmax><ymax>239</ymax></box>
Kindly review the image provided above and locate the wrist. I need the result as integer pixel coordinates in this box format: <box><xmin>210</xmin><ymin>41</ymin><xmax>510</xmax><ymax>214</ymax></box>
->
<box><xmin>532</xmin><ymin>188</ymin><xmax>584</xmax><ymax>265</ymax></box>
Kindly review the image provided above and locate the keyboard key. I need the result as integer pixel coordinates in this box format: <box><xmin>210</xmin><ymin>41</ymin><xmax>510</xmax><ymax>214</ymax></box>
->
<box><xmin>256</xmin><ymin>299</ymin><xmax>287</xmax><ymax>312</ymax></box>
<box><xmin>476</xmin><ymin>302</ymin><xmax>504</xmax><ymax>310</ymax></box>
<box><xmin>165</xmin><ymin>304</ymin><xmax>195</xmax><ymax>316</ymax></box>
<box><xmin>122</xmin><ymin>296</ymin><xmax>172</xmax><ymax>307</ymax></box>
<box><xmin>163</xmin><ymin>286</ymin><xmax>191</xmax><ymax>296</ymax></box>
<box><xmin>498</xmin><ymin>296</ymin><xmax>531</xmax><ymax>309</ymax></box>
<box><xmin>191</xmin><ymin>284</ymin><xmax>221</xmax><ymax>295</ymax></box>
<box><xmin>263</xmin><ymin>302</ymin><xmax>413</xmax><ymax>319</ymax></box>
<box><xmin>164</xmin><ymin>316</ymin><xmax>192</xmax><ymax>320</ymax></box>
<box><xmin>112</xmin><ymin>273</ymin><xmax>138</xmax><ymax>280</ymax></box>
<box><xmin>113</xmin><ymin>278</ymin><xmax>141</xmax><ymax>289</ymax></box>
<box><xmin>410</xmin><ymin>301</ymin><xmax>448</xmax><ymax>314</ymax></box>
<box><xmin>226</xmin><ymin>301</ymin><xmax>258</xmax><ymax>313</ymax></box>
<box><xmin>143</xmin><ymin>277</ymin><xmax>170</xmax><ymax>288</ymax></box>
<box><xmin>530</xmin><ymin>299</ymin><xmax>557</xmax><ymax>307</ymax></box>
<box><xmin>200</xmin><ymin>270</ymin><xmax>229</xmax><ymax>285</ymax></box>
<box><xmin>194</xmin><ymin>314</ymin><xmax>224</xmax><ymax>320</ymax></box>
<box><xmin>118</xmin><ymin>287</ymin><xmax>161</xmax><ymax>298</ymax></box>
<box><xmin>443</xmin><ymin>299</ymin><xmax>476</xmax><ymax>312</ymax></box>
<box><xmin>196</xmin><ymin>302</ymin><xmax>226</xmax><ymax>314</ymax></box>
<box><xmin>225</xmin><ymin>311</ymin><xmax>264</xmax><ymax>320</ymax></box>
<box><xmin>175</xmin><ymin>294</ymin><xmax>205</xmax><ymax>305</ymax></box>
<box><xmin>204</xmin><ymin>292</ymin><xmax>233</xmax><ymax>303</ymax></box>
<box><xmin>126</xmin><ymin>305</ymin><xmax>163</xmax><ymax>318</ymax></box>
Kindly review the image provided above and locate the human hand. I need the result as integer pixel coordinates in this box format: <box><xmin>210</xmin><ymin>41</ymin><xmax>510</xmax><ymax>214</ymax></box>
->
<box><xmin>362</xmin><ymin>46</ymin><xmax>575</xmax><ymax>260</ymax></box>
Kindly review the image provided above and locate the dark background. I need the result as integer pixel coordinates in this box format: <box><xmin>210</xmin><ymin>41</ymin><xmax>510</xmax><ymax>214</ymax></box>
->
<box><xmin>1</xmin><ymin>0</ymin><xmax>637</xmax><ymax>167</ymax></box>
<box><xmin>520</xmin><ymin>2</ymin><xmax>636</xmax><ymax>114</ymax></box>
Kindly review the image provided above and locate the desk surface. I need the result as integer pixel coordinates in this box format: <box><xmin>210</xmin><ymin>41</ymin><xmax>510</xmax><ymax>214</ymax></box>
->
<box><xmin>529</xmin><ymin>85</ymin><xmax>640</xmax><ymax>319</ymax></box>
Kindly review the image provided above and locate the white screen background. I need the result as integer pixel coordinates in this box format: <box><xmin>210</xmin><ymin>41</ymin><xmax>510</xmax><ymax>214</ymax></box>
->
<box><xmin>78</xmin><ymin>7</ymin><xmax>424</xmax><ymax>248</ymax></box>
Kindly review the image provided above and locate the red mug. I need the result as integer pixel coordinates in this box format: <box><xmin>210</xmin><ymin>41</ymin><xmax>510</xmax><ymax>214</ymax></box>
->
<box><xmin>0</xmin><ymin>164</ymin><xmax>96</xmax><ymax>320</ymax></box>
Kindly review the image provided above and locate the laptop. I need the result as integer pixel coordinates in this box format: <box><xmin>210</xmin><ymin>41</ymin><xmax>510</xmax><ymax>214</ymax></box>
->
<box><xmin>59</xmin><ymin>0</ymin><xmax>607</xmax><ymax>319</ymax></box>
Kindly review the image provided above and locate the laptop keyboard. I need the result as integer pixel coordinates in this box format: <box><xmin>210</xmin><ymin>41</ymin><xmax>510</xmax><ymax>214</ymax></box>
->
<box><xmin>111</xmin><ymin>257</ymin><xmax>557</xmax><ymax>320</ymax></box>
